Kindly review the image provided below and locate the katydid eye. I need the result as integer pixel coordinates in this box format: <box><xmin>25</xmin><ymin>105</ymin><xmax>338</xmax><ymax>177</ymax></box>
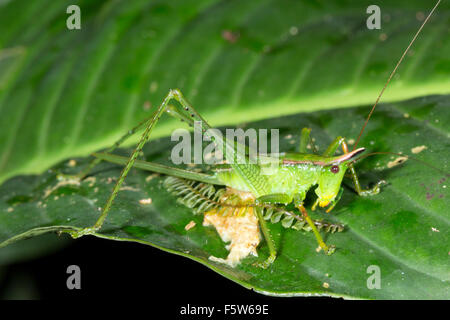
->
<box><xmin>331</xmin><ymin>165</ymin><xmax>339</xmax><ymax>174</ymax></box>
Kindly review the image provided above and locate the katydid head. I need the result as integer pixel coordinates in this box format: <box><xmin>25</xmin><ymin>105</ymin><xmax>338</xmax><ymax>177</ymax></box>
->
<box><xmin>315</xmin><ymin>148</ymin><xmax>365</xmax><ymax>207</ymax></box>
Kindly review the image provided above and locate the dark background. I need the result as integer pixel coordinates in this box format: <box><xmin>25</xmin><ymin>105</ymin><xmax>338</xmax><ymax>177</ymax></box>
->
<box><xmin>0</xmin><ymin>235</ymin><xmax>339</xmax><ymax>310</ymax></box>
<box><xmin>0</xmin><ymin>235</ymin><xmax>443</xmax><ymax>317</ymax></box>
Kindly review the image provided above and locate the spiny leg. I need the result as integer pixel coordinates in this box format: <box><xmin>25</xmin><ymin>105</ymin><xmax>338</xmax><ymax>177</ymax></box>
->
<box><xmin>70</xmin><ymin>87</ymin><xmax>280</xmax><ymax>269</ymax></box>
<box><xmin>341</xmin><ymin>140</ymin><xmax>386</xmax><ymax>196</ymax></box>
<box><xmin>69</xmin><ymin>88</ymin><xmax>281</xmax><ymax>269</ymax></box>
<box><xmin>256</xmin><ymin>193</ymin><xmax>335</xmax><ymax>258</ymax></box>
<box><xmin>297</xmin><ymin>205</ymin><xmax>335</xmax><ymax>255</ymax></box>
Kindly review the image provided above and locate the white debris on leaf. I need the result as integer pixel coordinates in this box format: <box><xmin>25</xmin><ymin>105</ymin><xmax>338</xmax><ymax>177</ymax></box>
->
<box><xmin>379</xmin><ymin>33</ymin><xmax>387</xmax><ymax>41</ymax></box>
<box><xmin>44</xmin><ymin>178</ymin><xmax>80</xmax><ymax>198</ymax></box>
<box><xmin>139</xmin><ymin>198</ymin><xmax>152</xmax><ymax>205</ymax></box>
<box><xmin>149</xmin><ymin>81</ymin><xmax>158</xmax><ymax>93</ymax></box>
<box><xmin>203</xmin><ymin>189</ymin><xmax>260</xmax><ymax>268</ymax></box>
<box><xmin>120</xmin><ymin>185</ymin><xmax>139</xmax><ymax>192</ymax></box>
<box><xmin>67</xmin><ymin>159</ymin><xmax>77</xmax><ymax>167</ymax></box>
<box><xmin>411</xmin><ymin>145</ymin><xmax>427</xmax><ymax>154</ymax></box>
<box><xmin>205</xmin><ymin>210</ymin><xmax>260</xmax><ymax>268</ymax></box>
<box><xmin>387</xmin><ymin>156</ymin><xmax>408</xmax><ymax>168</ymax></box>
<box><xmin>84</xmin><ymin>176</ymin><xmax>96</xmax><ymax>187</ymax></box>
<box><xmin>184</xmin><ymin>220</ymin><xmax>196</xmax><ymax>231</ymax></box>
<box><xmin>145</xmin><ymin>173</ymin><xmax>160</xmax><ymax>182</ymax></box>
<box><xmin>289</xmin><ymin>26</ymin><xmax>298</xmax><ymax>36</ymax></box>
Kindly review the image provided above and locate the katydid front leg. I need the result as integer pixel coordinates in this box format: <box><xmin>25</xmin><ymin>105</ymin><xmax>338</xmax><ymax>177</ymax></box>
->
<box><xmin>322</xmin><ymin>136</ymin><xmax>385</xmax><ymax>197</ymax></box>
<box><xmin>325</xmin><ymin>187</ymin><xmax>344</xmax><ymax>213</ymax></box>
<box><xmin>312</xmin><ymin>187</ymin><xmax>344</xmax><ymax>213</ymax></box>
<box><xmin>341</xmin><ymin>141</ymin><xmax>386</xmax><ymax>196</ymax></box>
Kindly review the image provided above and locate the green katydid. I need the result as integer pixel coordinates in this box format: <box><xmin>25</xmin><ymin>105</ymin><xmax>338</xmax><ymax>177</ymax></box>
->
<box><xmin>64</xmin><ymin>1</ymin><xmax>442</xmax><ymax>268</ymax></box>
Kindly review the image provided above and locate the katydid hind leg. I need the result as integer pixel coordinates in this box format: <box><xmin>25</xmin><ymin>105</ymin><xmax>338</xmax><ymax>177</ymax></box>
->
<box><xmin>93</xmin><ymin>152</ymin><xmax>222</xmax><ymax>185</ymax></box>
<box><xmin>68</xmin><ymin>89</ymin><xmax>197</xmax><ymax>238</ymax></box>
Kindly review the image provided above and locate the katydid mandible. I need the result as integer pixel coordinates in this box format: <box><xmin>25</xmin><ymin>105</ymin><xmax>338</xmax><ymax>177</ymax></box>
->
<box><xmin>65</xmin><ymin>1</ymin><xmax>442</xmax><ymax>268</ymax></box>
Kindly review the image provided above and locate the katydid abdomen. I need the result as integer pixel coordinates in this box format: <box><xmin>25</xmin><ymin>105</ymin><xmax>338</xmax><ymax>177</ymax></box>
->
<box><xmin>216</xmin><ymin>161</ymin><xmax>320</xmax><ymax>200</ymax></box>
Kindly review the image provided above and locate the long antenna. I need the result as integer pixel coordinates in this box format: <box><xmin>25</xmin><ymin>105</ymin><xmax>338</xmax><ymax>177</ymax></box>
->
<box><xmin>353</xmin><ymin>0</ymin><xmax>442</xmax><ymax>150</ymax></box>
<box><xmin>353</xmin><ymin>151</ymin><xmax>450</xmax><ymax>176</ymax></box>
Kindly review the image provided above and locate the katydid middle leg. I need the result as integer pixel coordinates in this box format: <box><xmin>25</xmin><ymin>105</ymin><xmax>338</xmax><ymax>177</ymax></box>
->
<box><xmin>257</xmin><ymin>193</ymin><xmax>335</xmax><ymax>256</ymax></box>
<box><xmin>297</xmin><ymin>205</ymin><xmax>335</xmax><ymax>255</ymax></box>
<box><xmin>292</xmin><ymin>190</ymin><xmax>335</xmax><ymax>255</ymax></box>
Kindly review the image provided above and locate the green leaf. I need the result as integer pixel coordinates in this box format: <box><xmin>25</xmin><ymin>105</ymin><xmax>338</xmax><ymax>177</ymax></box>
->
<box><xmin>1</xmin><ymin>94</ymin><xmax>448</xmax><ymax>299</ymax></box>
<box><xmin>0</xmin><ymin>0</ymin><xmax>449</xmax><ymax>184</ymax></box>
